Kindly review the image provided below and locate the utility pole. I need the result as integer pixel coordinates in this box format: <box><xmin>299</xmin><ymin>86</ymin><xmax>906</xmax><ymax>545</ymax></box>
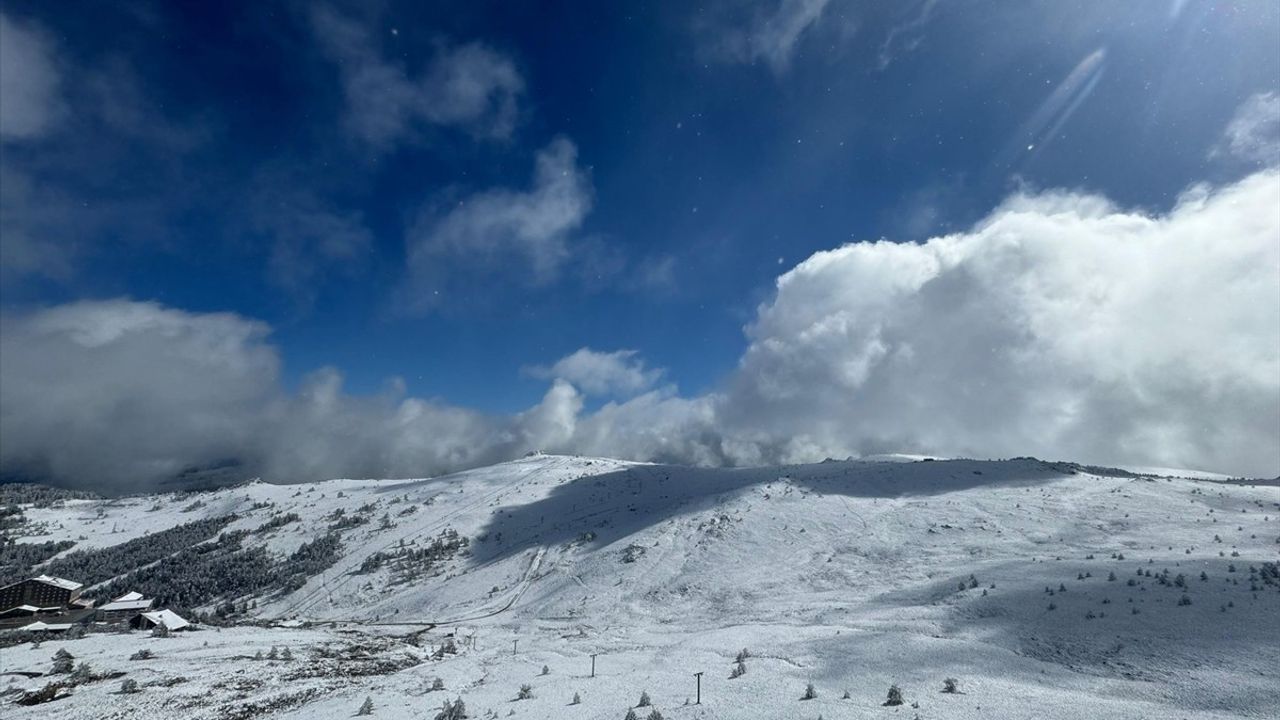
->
<box><xmin>694</xmin><ymin>671</ymin><xmax>703</xmax><ymax>704</ymax></box>
<box><xmin>590</xmin><ymin>653</ymin><xmax>598</xmax><ymax>678</ymax></box>
<box><xmin>512</xmin><ymin>639</ymin><xmax>518</xmax><ymax>656</ymax></box>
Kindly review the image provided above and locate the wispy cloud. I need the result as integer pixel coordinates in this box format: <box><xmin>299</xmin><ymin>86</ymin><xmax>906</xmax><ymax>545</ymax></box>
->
<box><xmin>877</xmin><ymin>0</ymin><xmax>939</xmax><ymax>70</ymax></box>
<box><xmin>701</xmin><ymin>0</ymin><xmax>838</xmax><ymax>73</ymax></box>
<box><xmin>242</xmin><ymin>166</ymin><xmax>374</xmax><ymax>310</ymax></box>
<box><xmin>311</xmin><ymin>5</ymin><xmax>524</xmax><ymax>148</ymax></box>
<box><xmin>1215</xmin><ymin>91</ymin><xmax>1280</xmax><ymax>165</ymax></box>
<box><xmin>0</xmin><ymin>12</ymin><xmax>64</xmax><ymax>140</ymax></box>
<box><xmin>403</xmin><ymin>137</ymin><xmax>592</xmax><ymax>309</ymax></box>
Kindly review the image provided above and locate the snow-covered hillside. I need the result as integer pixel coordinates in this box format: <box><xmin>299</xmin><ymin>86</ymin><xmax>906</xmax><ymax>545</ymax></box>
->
<box><xmin>3</xmin><ymin>455</ymin><xmax>1278</xmax><ymax>719</ymax></box>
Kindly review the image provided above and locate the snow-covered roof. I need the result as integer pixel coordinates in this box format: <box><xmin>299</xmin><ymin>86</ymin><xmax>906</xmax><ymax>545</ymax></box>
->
<box><xmin>21</xmin><ymin>621</ymin><xmax>74</xmax><ymax>631</ymax></box>
<box><xmin>31</xmin><ymin>575</ymin><xmax>83</xmax><ymax>591</ymax></box>
<box><xmin>112</xmin><ymin>591</ymin><xmax>144</xmax><ymax>602</ymax></box>
<box><xmin>0</xmin><ymin>604</ymin><xmax>59</xmax><ymax>616</ymax></box>
<box><xmin>140</xmin><ymin>609</ymin><xmax>190</xmax><ymax>630</ymax></box>
<box><xmin>99</xmin><ymin>598</ymin><xmax>154</xmax><ymax>612</ymax></box>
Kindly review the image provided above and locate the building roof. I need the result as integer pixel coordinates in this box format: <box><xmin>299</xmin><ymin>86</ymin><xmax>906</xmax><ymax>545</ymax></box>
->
<box><xmin>31</xmin><ymin>575</ymin><xmax>83</xmax><ymax>591</ymax></box>
<box><xmin>112</xmin><ymin>591</ymin><xmax>145</xmax><ymax>602</ymax></box>
<box><xmin>0</xmin><ymin>604</ymin><xmax>60</xmax><ymax>617</ymax></box>
<box><xmin>21</xmin><ymin>621</ymin><xmax>74</xmax><ymax>631</ymax></box>
<box><xmin>139</xmin><ymin>609</ymin><xmax>190</xmax><ymax>630</ymax></box>
<box><xmin>99</xmin><ymin>598</ymin><xmax>154</xmax><ymax>613</ymax></box>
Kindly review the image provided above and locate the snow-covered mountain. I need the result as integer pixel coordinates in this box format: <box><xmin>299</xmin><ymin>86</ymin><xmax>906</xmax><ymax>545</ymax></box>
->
<box><xmin>2</xmin><ymin>454</ymin><xmax>1278</xmax><ymax>719</ymax></box>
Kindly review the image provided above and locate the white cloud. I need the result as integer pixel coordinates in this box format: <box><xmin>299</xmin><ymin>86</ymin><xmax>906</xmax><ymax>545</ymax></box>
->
<box><xmin>877</xmin><ymin>0</ymin><xmax>939</xmax><ymax>70</ymax></box>
<box><xmin>705</xmin><ymin>0</ymin><xmax>836</xmax><ymax>73</ymax></box>
<box><xmin>404</xmin><ymin>137</ymin><xmax>592</xmax><ymax>307</ymax></box>
<box><xmin>4</xmin><ymin>172</ymin><xmax>1277</xmax><ymax>489</ymax></box>
<box><xmin>720</xmin><ymin>169</ymin><xmax>1280</xmax><ymax>476</ymax></box>
<box><xmin>525</xmin><ymin>348</ymin><xmax>665</xmax><ymax>398</ymax></box>
<box><xmin>0</xmin><ymin>300</ymin><xmax>579</xmax><ymax>489</ymax></box>
<box><xmin>0</xmin><ymin>12</ymin><xmax>63</xmax><ymax>140</ymax></box>
<box><xmin>311</xmin><ymin>6</ymin><xmax>523</xmax><ymax>147</ymax></box>
<box><xmin>1217</xmin><ymin>92</ymin><xmax>1280</xmax><ymax>165</ymax></box>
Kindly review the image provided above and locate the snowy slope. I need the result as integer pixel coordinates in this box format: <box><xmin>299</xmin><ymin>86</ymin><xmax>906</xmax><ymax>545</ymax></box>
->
<box><xmin>3</xmin><ymin>454</ymin><xmax>1278</xmax><ymax>719</ymax></box>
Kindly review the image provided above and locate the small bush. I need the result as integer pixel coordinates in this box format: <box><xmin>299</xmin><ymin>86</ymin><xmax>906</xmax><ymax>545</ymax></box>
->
<box><xmin>942</xmin><ymin>677</ymin><xmax>959</xmax><ymax>693</ymax></box>
<box><xmin>129</xmin><ymin>649</ymin><xmax>154</xmax><ymax>661</ymax></box>
<box><xmin>120</xmin><ymin>678</ymin><xmax>139</xmax><ymax>694</ymax></box>
<box><xmin>434</xmin><ymin>698</ymin><xmax>466</xmax><ymax>720</ymax></box>
<box><xmin>638</xmin><ymin>690</ymin><xmax>651</xmax><ymax>707</ymax></box>
<box><xmin>517</xmin><ymin>684</ymin><xmax>533</xmax><ymax>700</ymax></box>
<box><xmin>571</xmin><ymin>691</ymin><xmax>581</xmax><ymax>705</ymax></box>
<box><xmin>801</xmin><ymin>682</ymin><xmax>817</xmax><ymax>700</ymax></box>
<box><xmin>430</xmin><ymin>677</ymin><xmax>445</xmax><ymax>691</ymax></box>
<box><xmin>884</xmin><ymin>684</ymin><xmax>904</xmax><ymax>706</ymax></box>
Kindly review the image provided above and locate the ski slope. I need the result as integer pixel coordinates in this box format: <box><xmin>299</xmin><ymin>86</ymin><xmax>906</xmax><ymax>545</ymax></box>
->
<box><xmin>3</xmin><ymin>454</ymin><xmax>1278</xmax><ymax>719</ymax></box>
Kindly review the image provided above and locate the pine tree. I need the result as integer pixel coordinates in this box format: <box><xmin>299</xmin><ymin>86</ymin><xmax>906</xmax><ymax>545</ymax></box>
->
<box><xmin>120</xmin><ymin>678</ymin><xmax>140</xmax><ymax>694</ymax></box>
<box><xmin>801</xmin><ymin>682</ymin><xmax>817</xmax><ymax>700</ymax></box>
<box><xmin>884</xmin><ymin>684</ymin><xmax>904</xmax><ymax>706</ymax></box>
<box><xmin>624</xmin><ymin>710</ymin><xmax>639</xmax><ymax>720</ymax></box>
<box><xmin>51</xmin><ymin>649</ymin><xmax>74</xmax><ymax>674</ymax></box>
<box><xmin>431</xmin><ymin>677</ymin><xmax>445</xmax><ymax>691</ymax></box>
<box><xmin>517</xmin><ymin>684</ymin><xmax>533</xmax><ymax>700</ymax></box>
<box><xmin>637</xmin><ymin>690</ymin><xmax>651</xmax><ymax>707</ymax></box>
<box><xmin>942</xmin><ymin>677</ymin><xmax>959</xmax><ymax>693</ymax></box>
<box><xmin>357</xmin><ymin>696</ymin><xmax>374</xmax><ymax>716</ymax></box>
<box><xmin>571</xmin><ymin>692</ymin><xmax>581</xmax><ymax>705</ymax></box>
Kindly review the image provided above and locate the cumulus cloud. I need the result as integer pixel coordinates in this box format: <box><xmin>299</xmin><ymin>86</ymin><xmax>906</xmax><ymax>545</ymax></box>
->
<box><xmin>721</xmin><ymin>169</ymin><xmax>1280</xmax><ymax>476</ymax></box>
<box><xmin>403</xmin><ymin>137</ymin><xmax>592</xmax><ymax>307</ymax></box>
<box><xmin>525</xmin><ymin>348</ymin><xmax>665</xmax><ymax>398</ymax></box>
<box><xmin>1216</xmin><ymin>92</ymin><xmax>1280</xmax><ymax>165</ymax></box>
<box><xmin>311</xmin><ymin>5</ymin><xmax>523</xmax><ymax>147</ymax></box>
<box><xmin>0</xmin><ymin>300</ymin><xmax>589</xmax><ymax>489</ymax></box>
<box><xmin>3</xmin><ymin>171</ymin><xmax>1277</xmax><ymax>490</ymax></box>
<box><xmin>703</xmin><ymin>0</ymin><xmax>836</xmax><ymax>73</ymax></box>
<box><xmin>0</xmin><ymin>12</ymin><xmax>63</xmax><ymax>140</ymax></box>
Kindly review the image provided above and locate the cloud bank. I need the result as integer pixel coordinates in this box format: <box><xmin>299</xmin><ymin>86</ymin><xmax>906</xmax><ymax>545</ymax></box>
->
<box><xmin>3</xmin><ymin>170</ymin><xmax>1277</xmax><ymax>490</ymax></box>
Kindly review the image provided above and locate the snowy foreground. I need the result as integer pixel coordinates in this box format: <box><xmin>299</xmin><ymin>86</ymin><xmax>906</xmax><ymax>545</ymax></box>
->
<box><xmin>3</xmin><ymin>455</ymin><xmax>1278</xmax><ymax>719</ymax></box>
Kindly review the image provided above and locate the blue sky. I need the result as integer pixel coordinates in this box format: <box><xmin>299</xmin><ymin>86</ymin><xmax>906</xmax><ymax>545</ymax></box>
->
<box><xmin>2</xmin><ymin>1</ymin><xmax>1278</xmax><ymax>487</ymax></box>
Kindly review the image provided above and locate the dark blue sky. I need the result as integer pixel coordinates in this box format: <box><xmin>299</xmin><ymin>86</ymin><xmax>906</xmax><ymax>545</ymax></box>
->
<box><xmin>3</xmin><ymin>0</ymin><xmax>1277</xmax><ymax>415</ymax></box>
